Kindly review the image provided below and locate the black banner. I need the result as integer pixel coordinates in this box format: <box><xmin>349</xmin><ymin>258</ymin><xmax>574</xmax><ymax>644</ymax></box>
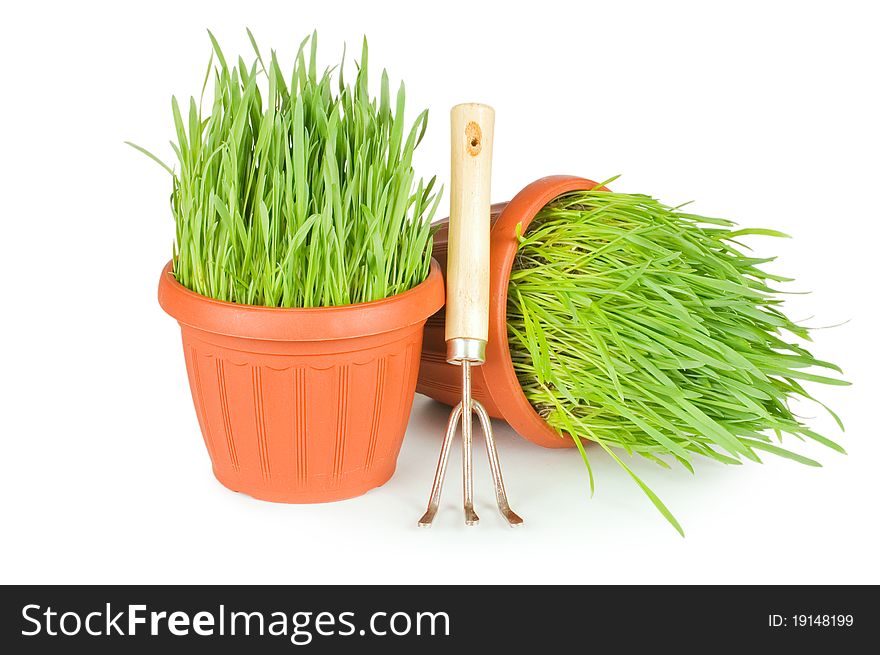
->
<box><xmin>0</xmin><ymin>585</ymin><xmax>873</xmax><ymax>652</ymax></box>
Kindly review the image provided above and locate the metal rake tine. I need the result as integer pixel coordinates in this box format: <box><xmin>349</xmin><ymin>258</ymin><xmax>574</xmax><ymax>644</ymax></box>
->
<box><xmin>418</xmin><ymin>402</ymin><xmax>462</xmax><ymax>527</ymax></box>
<box><xmin>474</xmin><ymin>400</ymin><xmax>523</xmax><ymax>527</ymax></box>
<box><xmin>461</xmin><ymin>361</ymin><xmax>479</xmax><ymax>526</ymax></box>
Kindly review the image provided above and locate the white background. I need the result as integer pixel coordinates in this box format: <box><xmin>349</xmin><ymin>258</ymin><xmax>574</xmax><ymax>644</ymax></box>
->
<box><xmin>2</xmin><ymin>0</ymin><xmax>877</xmax><ymax>584</ymax></box>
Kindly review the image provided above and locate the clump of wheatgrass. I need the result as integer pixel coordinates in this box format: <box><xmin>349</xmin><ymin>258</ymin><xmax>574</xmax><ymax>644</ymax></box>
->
<box><xmin>507</xmin><ymin>184</ymin><xmax>847</xmax><ymax>534</ymax></box>
<box><xmin>129</xmin><ymin>30</ymin><xmax>440</xmax><ymax>307</ymax></box>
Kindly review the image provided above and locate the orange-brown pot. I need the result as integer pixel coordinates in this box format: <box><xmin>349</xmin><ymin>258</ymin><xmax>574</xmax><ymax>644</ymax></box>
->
<box><xmin>159</xmin><ymin>260</ymin><xmax>445</xmax><ymax>502</ymax></box>
<box><xmin>417</xmin><ymin>175</ymin><xmax>608</xmax><ymax>449</ymax></box>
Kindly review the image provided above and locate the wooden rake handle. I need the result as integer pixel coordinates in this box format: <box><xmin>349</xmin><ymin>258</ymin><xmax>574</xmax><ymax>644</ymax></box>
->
<box><xmin>445</xmin><ymin>103</ymin><xmax>495</xmax><ymax>353</ymax></box>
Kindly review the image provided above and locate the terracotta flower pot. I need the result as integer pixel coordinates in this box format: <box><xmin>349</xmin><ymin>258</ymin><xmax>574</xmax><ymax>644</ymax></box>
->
<box><xmin>416</xmin><ymin>175</ymin><xmax>608</xmax><ymax>449</ymax></box>
<box><xmin>159</xmin><ymin>260</ymin><xmax>445</xmax><ymax>502</ymax></box>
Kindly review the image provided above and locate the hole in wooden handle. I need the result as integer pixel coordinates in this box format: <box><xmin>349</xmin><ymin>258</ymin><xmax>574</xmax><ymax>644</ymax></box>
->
<box><xmin>465</xmin><ymin>121</ymin><xmax>482</xmax><ymax>156</ymax></box>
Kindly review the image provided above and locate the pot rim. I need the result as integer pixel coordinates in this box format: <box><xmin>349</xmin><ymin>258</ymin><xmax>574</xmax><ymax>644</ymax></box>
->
<box><xmin>484</xmin><ymin>175</ymin><xmax>609</xmax><ymax>448</ymax></box>
<box><xmin>158</xmin><ymin>258</ymin><xmax>445</xmax><ymax>341</ymax></box>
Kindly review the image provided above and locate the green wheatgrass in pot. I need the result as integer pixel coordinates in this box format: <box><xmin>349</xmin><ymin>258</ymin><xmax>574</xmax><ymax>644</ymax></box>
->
<box><xmin>506</xmin><ymin>185</ymin><xmax>848</xmax><ymax>534</ymax></box>
<box><xmin>129</xmin><ymin>30</ymin><xmax>440</xmax><ymax>307</ymax></box>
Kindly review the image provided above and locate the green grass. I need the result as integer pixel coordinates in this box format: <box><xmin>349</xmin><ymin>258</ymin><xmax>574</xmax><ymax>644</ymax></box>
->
<box><xmin>129</xmin><ymin>30</ymin><xmax>440</xmax><ymax>307</ymax></box>
<box><xmin>507</xmin><ymin>185</ymin><xmax>848</xmax><ymax>535</ymax></box>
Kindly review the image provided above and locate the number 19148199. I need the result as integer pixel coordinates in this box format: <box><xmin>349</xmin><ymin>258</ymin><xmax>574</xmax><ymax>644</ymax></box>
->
<box><xmin>769</xmin><ymin>614</ymin><xmax>854</xmax><ymax>628</ymax></box>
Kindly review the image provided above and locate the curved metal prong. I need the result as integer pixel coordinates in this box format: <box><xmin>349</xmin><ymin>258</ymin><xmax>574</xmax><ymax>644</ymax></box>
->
<box><xmin>474</xmin><ymin>401</ymin><xmax>523</xmax><ymax>527</ymax></box>
<box><xmin>418</xmin><ymin>402</ymin><xmax>463</xmax><ymax>527</ymax></box>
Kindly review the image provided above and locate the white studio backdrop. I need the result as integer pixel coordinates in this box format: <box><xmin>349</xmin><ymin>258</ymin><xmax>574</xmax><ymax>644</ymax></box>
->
<box><xmin>1</xmin><ymin>0</ymin><xmax>877</xmax><ymax>584</ymax></box>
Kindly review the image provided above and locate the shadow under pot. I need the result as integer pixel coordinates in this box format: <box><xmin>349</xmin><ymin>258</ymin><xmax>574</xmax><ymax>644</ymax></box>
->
<box><xmin>159</xmin><ymin>260</ymin><xmax>445</xmax><ymax>502</ymax></box>
<box><xmin>416</xmin><ymin>175</ymin><xmax>609</xmax><ymax>449</ymax></box>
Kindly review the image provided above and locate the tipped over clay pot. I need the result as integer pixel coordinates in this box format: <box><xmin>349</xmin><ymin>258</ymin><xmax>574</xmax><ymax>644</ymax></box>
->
<box><xmin>416</xmin><ymin>175</ymin><xmax>609</xmax><ymax>448</ymax></box>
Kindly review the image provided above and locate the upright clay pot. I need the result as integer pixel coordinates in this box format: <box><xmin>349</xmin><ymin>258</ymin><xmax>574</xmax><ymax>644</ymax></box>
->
<box><xmin>160</xmin><ymin>260</ymin><xmax>445</xmax><ymax>502</ymax></box>
<box><xmin>416</xmin><ymin>176</ymin><xmax>608</xmax><ymax>449</ymax></box>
